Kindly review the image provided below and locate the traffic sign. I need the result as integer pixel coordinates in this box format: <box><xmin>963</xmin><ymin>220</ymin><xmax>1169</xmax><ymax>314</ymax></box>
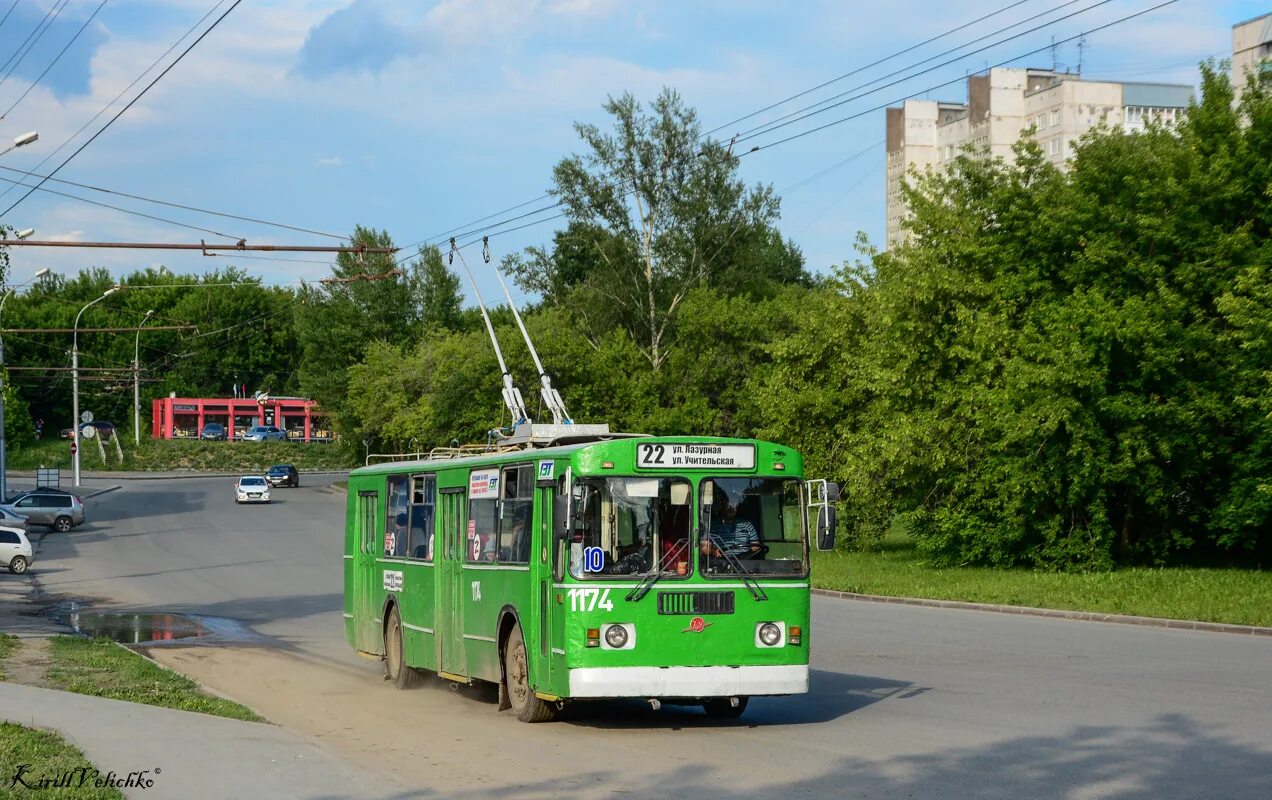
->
<box><xmin>81</xmin><ymin>425</ymin><xmax>96</xmax><ymax>439</ymax></box>
<box><xmin>81</xmin><ymin>410</ymin><xmax>94</xmax><ymax>423</ymax></box>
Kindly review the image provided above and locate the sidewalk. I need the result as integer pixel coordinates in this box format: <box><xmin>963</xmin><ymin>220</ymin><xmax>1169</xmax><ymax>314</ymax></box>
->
<box><xmin>0</xmin><ymin>682</ymin><xmax>412</xmax><ymax>800</ymax></box>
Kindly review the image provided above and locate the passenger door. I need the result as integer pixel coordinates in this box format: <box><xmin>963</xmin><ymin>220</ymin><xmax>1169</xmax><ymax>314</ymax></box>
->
<box><xmin>354</xmin><ymin>490</ymin><xmax>381</xmax><ymax>653</ymax></box>
<box><xmin>531</xmin><ymin>480</ymin><xmax>560</xmax><ymax>691</ymax></box>
<box><xmin>14</xmin><ymin>496</ymin><xmax>49</xmax><ymax>525</ymax></box>
<box><xmin>437</xmin><ymin>489</ymin><xmax>467</xmax><ymax>677</ymax></box>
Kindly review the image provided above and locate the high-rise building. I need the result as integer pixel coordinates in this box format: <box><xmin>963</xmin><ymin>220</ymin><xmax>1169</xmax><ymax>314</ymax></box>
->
<box><xmin>1232</xmin><ymin>12</ymin><xmax>1272</xmax><ymax>93</ymax></box>
<box><xmin>885</xmin><ymin>67</ymin><xmax>1193</xmax><ymax>248</ymax></box>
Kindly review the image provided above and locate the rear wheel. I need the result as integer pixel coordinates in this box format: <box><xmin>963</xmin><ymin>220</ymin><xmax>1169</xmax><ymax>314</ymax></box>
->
<box><xmin>384</xmin><ymin>606</ymin><xmax>420</xmax><ymax>689</ymax></box>
<box><xmin>504</xmin><ymin>625</ymin><xmax>555</xmax><ymax>722</ymax></box>
<box><xmin>53</xmin><ymin>516</ymin><xmax>73</xmax><ymax>533</ymax></box>
<box><xmin>9</xmin><ymin>556</ymin><xmax>28</xmax><ymax>575</ymax></box>
<box><xmin>703</xmin><ymin>697</ymin><xmax>749</xmax><ymax>718</ymax></box>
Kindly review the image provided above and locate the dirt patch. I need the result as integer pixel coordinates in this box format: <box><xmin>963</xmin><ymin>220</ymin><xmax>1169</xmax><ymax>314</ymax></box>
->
<box><xmin>4</xmin><ymin>637</ymin><xmax>53</xmax><ymax>685</ymax></box>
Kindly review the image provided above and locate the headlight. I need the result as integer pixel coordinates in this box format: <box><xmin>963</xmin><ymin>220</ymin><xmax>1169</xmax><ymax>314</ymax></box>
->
<box><xmin>757</xmin><ymin>622</ymin><xmax>783</xmax><ymax>647</ymax></box>
<box><xmin>603</xmin><ymin>624</ymin><xmax>628</xmax><ymax>649</ymax></box>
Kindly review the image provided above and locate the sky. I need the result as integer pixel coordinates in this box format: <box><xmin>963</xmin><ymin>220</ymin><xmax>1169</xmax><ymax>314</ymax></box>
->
<box><xmin>0</xmin><ymin>0</ymin><xmax>1268</xmax><ymax>303</ymax></box>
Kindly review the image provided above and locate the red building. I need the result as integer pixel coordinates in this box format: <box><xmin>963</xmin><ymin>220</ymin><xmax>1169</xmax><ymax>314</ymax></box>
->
<box><xmin>151</xmin><ymin>396</ymin><xmax>332</xmax><ymax>442</ymax></box>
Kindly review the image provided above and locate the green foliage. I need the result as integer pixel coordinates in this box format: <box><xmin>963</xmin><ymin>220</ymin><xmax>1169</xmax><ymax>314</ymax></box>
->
<box><xmin>0</xmin><ymin>722</ymin><xmax>125</xmax><ymax>800</ymax></box>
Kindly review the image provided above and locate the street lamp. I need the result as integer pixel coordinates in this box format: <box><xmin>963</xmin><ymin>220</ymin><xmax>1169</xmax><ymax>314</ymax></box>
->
<box><xmin>72</xmin><ymin>286</ymin><xmax>123</xmax><ymax>487</ymax></box>
<box><xmin>0</xmin><ymin>131</ymin><xmax>38</xmax><ymax>158</ymax></box>
<box><xmin>15</xmin><ymin>228</ymin><xmax>33</xmax><ymax>239</ymax></box>
<box><xmin>1</xmin><ymin>267</ymin><xmax>53</xmax><ymax>501</ymax></box>
<box><xmin>134</xmin><ymin>310</ymin><xmax>154</xmax><ymax>446</ymax></box>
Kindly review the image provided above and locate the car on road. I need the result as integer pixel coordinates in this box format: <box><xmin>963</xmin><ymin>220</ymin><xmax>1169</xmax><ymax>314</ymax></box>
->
<box><xmin>0</xmin><ymin>506</ymin><xmax>29</xmax><ymax>530</ymax></box>
<box><xmin>59</xmin><ymin>421</ymin><xmax>117</xmax><ymax>441</ymax></box>
<box><xmin>235</xmin><ymin>476</ymin><xmax>271</xmax><ymax>504</ymax></box>
<box><xmin>0</xmin><ymin>526</ymin><xmax>32</xmax><ymax>574</ymax></box>
<box><xmin>242</xmin><ymin>425</ymin><xmax>286</xmax><ymax>442</ymax></box>
<box><xmin>266</xmin><ymin>464</ymin><xmax>299</xmax><ymax>488</ymax></box>
<box><xmin>201</xmin><ymin>422</ymin><xmax>227</xmax><ymax>441</ymax></box>
<box><xmin>1</xmin><ymin>491</ymin><xmax>85</xmax><ymax>532</ymax></box>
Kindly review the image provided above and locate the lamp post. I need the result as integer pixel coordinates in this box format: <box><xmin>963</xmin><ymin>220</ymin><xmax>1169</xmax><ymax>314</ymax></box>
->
<box><xmin>0</xmin><ymin>131</ymin><xmax>38</xmax><ymax>158</ymax></box>
<box><xmin>0</xmin><ymin>266</ymin><xmax>51</xmax><ymax>501</ymax></box>
<box><xmin>73</xmin><ymin>286</ymin><xmax>121</xmax><ymax>486</ymax></box>
<box><xmin>134</xmin><ymin>309</ymin><xmax>154</xmax><ymax>446</ymax></box>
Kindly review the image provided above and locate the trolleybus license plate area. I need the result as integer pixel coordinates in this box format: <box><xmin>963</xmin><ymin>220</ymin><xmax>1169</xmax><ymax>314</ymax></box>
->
<box><xmin>636</xmin><ymin>442</ymin><xmax>755</xmax><ymax>469</ymax></box>
<box><xmin>657</xmin><ymin>591</ymin><xmax>735</xmax><ymax>615</ymax></box>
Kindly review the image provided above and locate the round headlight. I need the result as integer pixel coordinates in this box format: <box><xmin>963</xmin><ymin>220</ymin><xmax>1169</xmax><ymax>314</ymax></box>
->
<box><xmin>604</xmin><ymin>624</ymin><xmax>629</xmax><ymax>649</ymax></box>
<box><xmin>758</xmin><ymin>622</ymin><xmax>782</xmax><ymax>646</ymax></box>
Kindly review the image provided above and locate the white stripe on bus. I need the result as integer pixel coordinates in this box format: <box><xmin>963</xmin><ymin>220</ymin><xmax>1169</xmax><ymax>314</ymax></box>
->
<box><xmin>550</xmin><ymin>582</ymin><xmax>809</xmax><ymax>590</ymax></box>
<box><xmin>343</xmin><ymin>554</ymin><xmax>354</xmax><ymax>560</ymax></box>
<box><xmin>551</xmin><ymin>648</ymin><xmax>565</xmax><ymax>656</ymax></box>
<box><xmin>463</xmin><ymin>634</ymin><xmax>497</xmax><ymax>643</ymax></box>
<box><xmin>463</xmin><ymin>564</ymin><xmax>531</xmax><ymax>572</ymax></box>
<box><xmin>342</xmin><ymin>613</ymin><xmax>353</xmax><ymax>618</ymax></box>
<box><xmin>402</xmin><ymin>622</ymin><xmax>434</xmax><ymax>634</ymax></box>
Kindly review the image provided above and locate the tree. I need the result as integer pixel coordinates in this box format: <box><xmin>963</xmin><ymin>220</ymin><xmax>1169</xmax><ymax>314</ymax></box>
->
<box><xmin>505</xmin><ymin>89</ymin><xmax>791</xmax><ymax>369</ymax></box>
<box><xmin>415</xmin><ymin>246</ymin><xmax>463</xmax><ymax>331</ymax></box>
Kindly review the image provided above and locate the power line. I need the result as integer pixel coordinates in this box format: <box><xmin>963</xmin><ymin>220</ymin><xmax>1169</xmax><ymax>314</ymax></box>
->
<box><xmin>0</xmin><ymin>0</ymin><xmax>20</xmax><ymax>32</ymax></box>
<box><xmin>0</xmin><ymin>0</ymin><xmax>106</xmax><ymax>120</ymax></box>
<box><xmin>0</xmin><ymin>0</ymin><xmax>69</xmax><ymax>92</ymax></box>
<box><xmin>0</xmin><ymin>0</ymin><xmax>225</xmax><ymax>206</ymax></box>
<box><xmin>0</xmin><ymin>0</ymin><xmax>244</xmax><ymax>220</ymax></box>
<box><xmin>0</xmin><ymin>0</ymin><xmax>62</xmax><ymax>80</ymax></box>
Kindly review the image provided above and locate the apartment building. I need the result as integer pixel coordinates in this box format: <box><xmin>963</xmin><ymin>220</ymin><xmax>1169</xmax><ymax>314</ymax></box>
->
<box><xmin>1232</xmin><ymin>12</ymin><xmax>1272</xmax><ymax>92</ymax></box>
<box><xmin>885</xmin><ymin>67</ymin><xmax>1193</xmax><ymax>248</ymax></box>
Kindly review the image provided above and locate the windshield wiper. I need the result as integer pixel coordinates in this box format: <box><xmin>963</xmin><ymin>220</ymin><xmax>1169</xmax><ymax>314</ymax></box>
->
<box><xmin>706</xmin><ymin>535</ymin><xmax>768</xmax><ymax>602</ymax></box>
<box><xmin>626</xmin><ymin>538</ymin><xmax>689</xmax><ymax>603</ymax></box>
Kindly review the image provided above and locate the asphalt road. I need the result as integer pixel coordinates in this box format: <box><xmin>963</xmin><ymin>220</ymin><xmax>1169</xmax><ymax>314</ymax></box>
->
<box><xmin>25</xmin><ymin>477</ymin><xmax>1272</xmax><ymax>799</ymax></box>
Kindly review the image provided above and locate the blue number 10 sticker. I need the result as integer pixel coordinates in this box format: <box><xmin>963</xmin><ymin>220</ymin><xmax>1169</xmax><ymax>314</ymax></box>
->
<box><xmin>583</xmin><ymin>546</ymin><xmax>604</xmax><ymax>573</ymax></box>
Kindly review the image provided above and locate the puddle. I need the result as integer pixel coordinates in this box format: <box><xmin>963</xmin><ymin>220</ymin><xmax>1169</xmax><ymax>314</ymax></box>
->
<box><xmin>47</xmin><ymin>602</ymin><xmax>265</xmax><ymax>646</ymax></box>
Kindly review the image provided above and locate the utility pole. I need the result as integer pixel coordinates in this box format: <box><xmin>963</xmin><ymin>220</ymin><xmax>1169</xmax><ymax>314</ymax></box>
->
<box><xmin>135</xmin><ymin>310</ymin><xmax>154</xmax><ymax>446</ymax></box>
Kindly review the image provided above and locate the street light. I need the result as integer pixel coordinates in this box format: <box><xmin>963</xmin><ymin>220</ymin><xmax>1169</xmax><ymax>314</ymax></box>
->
<box><xmin>0</xmin><ymin>131</ymin><xmax>38</xmax><ymax>158</ymax></box>
<box><xmin>73</xmin><ymin>286</ymin><xmax>123</xmax><ymax>487</ymax></box>
<box><xmin>134</xmin><ymin>310</ymin><xmax>154</xmax><ymax>446</ymax></box>
<box><xmin>0</xmin><ymin>267</ymin><xmax>54</xmax><ymax>501</ymax></box>
<box><xmin>15</xmin><ymin>228</ymin><xmax>33</xmax><ymax>239</ymax></box>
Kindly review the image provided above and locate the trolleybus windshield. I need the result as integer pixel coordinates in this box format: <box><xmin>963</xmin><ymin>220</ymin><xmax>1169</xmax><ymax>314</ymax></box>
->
<box><xmin>699</xmin><ymin>477</ymin><xmax>808</xmax><ymax>577</ymax></box>
<box><xmin>568</xmin><ymin>477</ymin><xmax>692</xmax><ymax>578</ymax></box>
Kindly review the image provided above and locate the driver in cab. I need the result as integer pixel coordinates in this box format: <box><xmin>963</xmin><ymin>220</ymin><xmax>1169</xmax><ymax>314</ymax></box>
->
<box><xmin>701</xmin><ymin>491</ymin><xmax>761</xmax><ymax>558</ymax></box>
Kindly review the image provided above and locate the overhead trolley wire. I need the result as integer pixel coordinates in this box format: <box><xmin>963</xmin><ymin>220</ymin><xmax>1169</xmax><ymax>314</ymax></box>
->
<box><xmin>0</xmin><ymin>0</ymin><xmax>20</xmax><ymax>32</ymax></box>
<box><xmin>0</xmin><ymin>0</ymin><xmax>106</xmax><ymax>119</ymax></box>
<box><xmin>0</xmin><ymin>0</ymin><xmax>244</xmax><ymax>220</ymax></box>
<box><xmin>0</xmin><ymin>0</ymin><xmax>65</xmax><ymax>83</ymax></box>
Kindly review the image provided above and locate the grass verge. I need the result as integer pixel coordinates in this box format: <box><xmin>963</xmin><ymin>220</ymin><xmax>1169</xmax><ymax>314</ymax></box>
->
<box><xmin>0</xmin><ymin>722</ymin><xmax>125</xmax><ymax>799</ymax></box>
<box><xmin>0</xmin><ymin>634</ymin><xmax>16</xmax><ymax>682</ymax></box>
<box><xmin>6</xmin><ymin>437</ymin><xmax>356</xmax><ymax>473</ymax></box>
<box><xmin>813</xmin><ymin>534</ymin><xmax>1272</xmax><ymax>628</ymax></box>
<box><xmin>46</xmin><ymin>637</ymin><xmax>264</xmax><ymax>722</ymax></box>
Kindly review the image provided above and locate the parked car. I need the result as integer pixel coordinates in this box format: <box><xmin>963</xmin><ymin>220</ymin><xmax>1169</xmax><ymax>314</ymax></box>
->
<box><xmin>235</xmin><ymin>476</ymin><xmax>271</xmax><ymax>504</ymax></box>
<box><xmin>0</xmin><ymin>506</ymin><xmax>29</xmax><ymax>530</ymax></box>
<box><xmin>266</xmin><ymin>464</ymin><xmax>299</xmax><ymax>488</ymax></box>
<box><xmin>242</xmin><ymin>425</ymin><xmax>286</xmax><ymax>442</ymax></box>
<box><xmin>1</xmin><ymin>491</ymin><xmax>85</xmax><ymax>532</ymax></box>
<box><xmin>58</xmin><ymin>421</ymin><xmax>116</xmax><ymax>441</ymax></box>
<box><xmin>201</xmin><ymin>422</ymin><xmax>227</xmax><ymax>441</ymax></box>
<box><xmin>0</xmin><ymin>526</ymin><xmax>32</xmax><ymax>574</ymax></box>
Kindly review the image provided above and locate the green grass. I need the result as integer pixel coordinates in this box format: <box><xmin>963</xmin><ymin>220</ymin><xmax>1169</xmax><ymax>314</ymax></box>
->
<box><xmin>0</xmin><ymin>722</ymin><xmax>125</xmax><ymax>799</ymax></box>
<box><xmin>45</xmin><ymin>637</ymin><xmax>265</xmax><ymax>722</ymax></box>
<box><xmin>812</xmin><ymin>533</ymin><xmax>1272</xmax><ymax>627</ymax></box>
<box><xmin>0</xmin><ymin>634</ymin><xmax>16</xmax><ymax>681</ymax></box>
<box><xmin>6</xmin><ymin>437</ymin><xmax>356</xmax><ymax>472</ymax></box>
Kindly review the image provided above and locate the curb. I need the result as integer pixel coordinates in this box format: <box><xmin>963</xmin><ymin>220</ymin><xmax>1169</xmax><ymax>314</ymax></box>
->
<box><xmin>84</xmin><ymin>486</ymin><xmax>121</xmax><ymax>499</ymax></box>
<box><xmin>811</xmin><ymin>588</ymin><xmax>1272</xmax><ymax>637</ymax></box>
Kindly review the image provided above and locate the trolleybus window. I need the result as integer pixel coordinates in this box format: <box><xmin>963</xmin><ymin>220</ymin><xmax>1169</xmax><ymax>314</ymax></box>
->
<box><xmin>568</xmin><ymin>477</ymin><xmax>691</xmax><ymax>578</ymax></box>
<box><xmin>385</xmin><ymin>475</ymin><xmax>409</xmax><ymax>558</ymax></box>
<box><xmin>500</xmin><ymin>466</ymin><xmax>533</xmax><ymax>564</ymax></box>
<box><xmin>699</xmin><ymin>477</ymin><xmax>808</xmax><ymax>577</ymax></box>
<box><xmin>408</xmin><ymin>474</ymin><xmax>436</xmax><ymax>561</ymax></box>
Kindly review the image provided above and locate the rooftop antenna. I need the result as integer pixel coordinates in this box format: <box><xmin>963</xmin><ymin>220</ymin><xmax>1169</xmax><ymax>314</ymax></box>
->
<box><xmin>450</xmin><ymin>238</ymin><xmax>531</xmax><ymax>429</ymax></box>
<box><xmin>483</xmin><ymin>237</ymin><xmax>573</xmax><ymax>425</ymax></box>
<box><xmin>1050</xmin><ymin>35</ymin><xmax>1058</xmax><ymax>72</ymax></box>
<box><xmin>1077</xmin><ymin>35</ymin><xmax>1086</xmax><ymax>77</ymax></box>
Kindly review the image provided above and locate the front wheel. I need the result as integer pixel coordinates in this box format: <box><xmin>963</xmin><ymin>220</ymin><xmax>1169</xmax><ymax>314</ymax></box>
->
<box><xmin>504</xmin><ymin>625</ymin><xmax>555</xmax><ymax>722</ymax></box>
<box><xmin>9</xmin><ymin>556</ymin><xmax>28</xmax><ymax>575</ymax></box>
<box><xmin>384</xmin><ymin>606</ymin><xmax>420</xmax><ymax>689</ymax></box>
<box><xmin>703</xmin><ymin>697</ymin><xmax>749</xmax><ymax>719</ymax></box>
<box><xmin>53</xmin><ymin>516</ymin><xmax>73</xmax><ymax>533</ymax></box>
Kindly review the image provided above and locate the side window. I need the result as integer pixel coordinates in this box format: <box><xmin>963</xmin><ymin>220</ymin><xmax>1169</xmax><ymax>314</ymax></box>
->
<box><xmin>407</xmin><ymin>474</ymin><xmax>436</xmax><ymax>561</ymax></box>
<box><xmin>0</xmin><ymin>531</ymin><xmax>18</xmax><ymax>544</ymax></box>
<box><xmin>15</xmin><ymin>497</ymin><xmax>36</xmax><ymax>508</ymax></box>
<box><xmin>53</xmin><ymin>497</ymin><xmax>73</xmax><ymax>508</ymax></box>
<box><xmin>499</xmin><ymin>465</ymin><xmax>533</xmax><ymax>564</ymax></box>
<box><xmin>385</xmin><ymin>475</ymin><xmax>409</xmax><ymax>558</ymax></box>
<box><xmin>467</xmin><ymin>469</ymin><xmax>499</xmax><ymax>563</ymax></box>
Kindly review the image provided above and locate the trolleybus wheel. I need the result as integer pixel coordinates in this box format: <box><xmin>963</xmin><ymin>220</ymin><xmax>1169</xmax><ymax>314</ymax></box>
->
<box><xmin>384</xmin><ymin>606</ymin><xmax>420</xmax><ymax>689</ymax></box>
<box><xmin>702</xmin><ymin>697</ymin><xmax>749</xmax><ymax>719</ymax></box>
<box><xmin>504</xmin><ymin>625</ymin><xmax>555</xmax><ymax>723</ymax></box>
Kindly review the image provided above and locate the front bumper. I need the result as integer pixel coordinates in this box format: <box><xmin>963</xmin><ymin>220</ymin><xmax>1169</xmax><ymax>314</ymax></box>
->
<box><xmin>567</xmin><ymin>664</ymin><xmax>808</xmax><ymax>698</ymax></box>
<box><xmin>236</xmin><ymin>492</ymin><xmax>271</xmax><ymax>503</ymax></box>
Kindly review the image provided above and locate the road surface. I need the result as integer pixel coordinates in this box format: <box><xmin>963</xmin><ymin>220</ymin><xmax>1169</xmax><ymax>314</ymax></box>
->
<box><xmin>23</xmin><ymin>476</ymin><xmax>1272</xmax><ymax>799</ymax></box>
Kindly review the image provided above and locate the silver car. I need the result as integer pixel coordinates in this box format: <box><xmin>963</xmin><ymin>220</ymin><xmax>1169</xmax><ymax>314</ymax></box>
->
<box><xmin>235</xmin><ymin>476</ymin><xmax>272</xmax><ymax>504</ymax></box>
<box><xmin>0</xmin><ymin>506</ymin><xmax>29</xmax><ymax>530</ymax></box>
<box><xmin>2</xmin><ymin>491</ymin><xmax>85</xmax><ymax>532</ymax></box>
<box><xmin>0</xmin><ymin>526</ymin><xmax>32</xmax><ymax>574</ymax></box>
<box><xmin>242</xmin><ymin>425</ymin><xmax>286</xmax><ymax>442</ymax></box>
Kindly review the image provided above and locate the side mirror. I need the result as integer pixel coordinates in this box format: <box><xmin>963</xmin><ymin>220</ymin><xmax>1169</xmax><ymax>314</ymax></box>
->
<box><xmin>825</xmin><ymin>482</ymin><xmax>841</xmax><ymax>502</ymax></box>
<box><xmin>816</xmin><ymin>505</ymin><xmax>837</xmax><ymax>551</ymax></box>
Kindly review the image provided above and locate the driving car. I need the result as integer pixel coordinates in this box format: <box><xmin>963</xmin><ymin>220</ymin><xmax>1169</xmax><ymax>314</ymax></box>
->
<box><xmin>242</xmin><ymin>425</ymin><xmax>286</xmax><ymax>442</ymax></box>
<box><xmin>235</xmin><ymin>476</ymin><xmax>271</xmax><ymax>504</ymax></box>
<box><xmin>0</xmin><ymin>491</ymin><xmax>85</xmax><ymax>532</ymax></box>
<box><xmin>59</xmin><ymin>421</ymin><xmax>116</xmax><ymax>441</ymax></box>
<box><xmin>0</xmin><ymin>527</ymin><xmax>32</xmax><ymax>574</ymax></box>
<box><xmin>266</xmin><ymin>464</ymin><xmax>299</xmax><ymax>488</ymax></box>
<box><xmin>201</xmin><ymin>422</ymin><xmax>227</xmax><ymax>441</ymax></box>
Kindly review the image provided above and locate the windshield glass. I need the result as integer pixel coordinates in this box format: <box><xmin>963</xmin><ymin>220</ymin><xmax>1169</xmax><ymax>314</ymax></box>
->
<box><xmin>568</xmin><ymin>477</ymin><xmax>692</xmax><ymax>579</ymax></box>
<box><xmin>241</xmin><ymin>478</ymin><xmax>266</xmax><ymax>486</ymax></box>
<box><xmin>698</xmin><ymin>477</ymin><xmax>807</xmax><ymax>577</ymax></box>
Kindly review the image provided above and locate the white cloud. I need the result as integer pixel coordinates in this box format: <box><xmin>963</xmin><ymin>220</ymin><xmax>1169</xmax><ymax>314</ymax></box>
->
<box><xmin>316</xmin><ymin>156</ymin><xmax>343</xmax><ymax>167</ymax></box>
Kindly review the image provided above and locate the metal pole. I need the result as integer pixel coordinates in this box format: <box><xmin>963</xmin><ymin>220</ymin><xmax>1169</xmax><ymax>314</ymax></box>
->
<box><xmin>0</xmin><ymin>292</ymin><xmax>8</xmax><ymax>503</ymax></box>
<box><xmin>73</xmin><ymin>288</ymin><xmax>119</xmax><ymax>487</ymax></box>
<box><xmin>134</xmin><ymin>310</ymin><xmax>153</xmax><ymax>446</ymax></box>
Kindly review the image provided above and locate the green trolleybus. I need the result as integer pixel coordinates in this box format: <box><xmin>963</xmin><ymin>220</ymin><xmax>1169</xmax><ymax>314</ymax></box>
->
<box><xmin>344</xmin><ymin>435</ymin><xmax>838</xmax><ymax>721</ymax></box>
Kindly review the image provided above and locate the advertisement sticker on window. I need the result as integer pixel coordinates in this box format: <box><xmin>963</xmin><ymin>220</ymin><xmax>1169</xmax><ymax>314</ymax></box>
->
<box><xmin>469</xmin><ymin>469</ymin><xmax>500</xmax><ymax>499</ymax></box>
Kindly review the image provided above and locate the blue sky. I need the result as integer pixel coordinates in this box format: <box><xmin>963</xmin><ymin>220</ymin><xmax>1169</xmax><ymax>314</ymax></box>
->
<box><xmin>0</xmin><ymin>0</ymin><xmax>1267</xmax><ymax>302</ymax></box>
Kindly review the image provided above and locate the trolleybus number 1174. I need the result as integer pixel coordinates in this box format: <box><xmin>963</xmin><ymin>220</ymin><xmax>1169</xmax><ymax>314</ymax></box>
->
<box><xmin>566</xmin><ymin>587</ymin><xmax>614</xmax><ymax>612</ymax></box>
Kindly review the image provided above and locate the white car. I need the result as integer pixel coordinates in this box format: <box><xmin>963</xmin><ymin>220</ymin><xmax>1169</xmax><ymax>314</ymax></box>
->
<box><xmin>235</xmin><ymin>476</ymin><xmax>271</xmax><ymax>504</ymax></box>
<box><xmin>1</xmin><ymin>526</ymin><xmax>33</xmax><ymax>574</ymax></box>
